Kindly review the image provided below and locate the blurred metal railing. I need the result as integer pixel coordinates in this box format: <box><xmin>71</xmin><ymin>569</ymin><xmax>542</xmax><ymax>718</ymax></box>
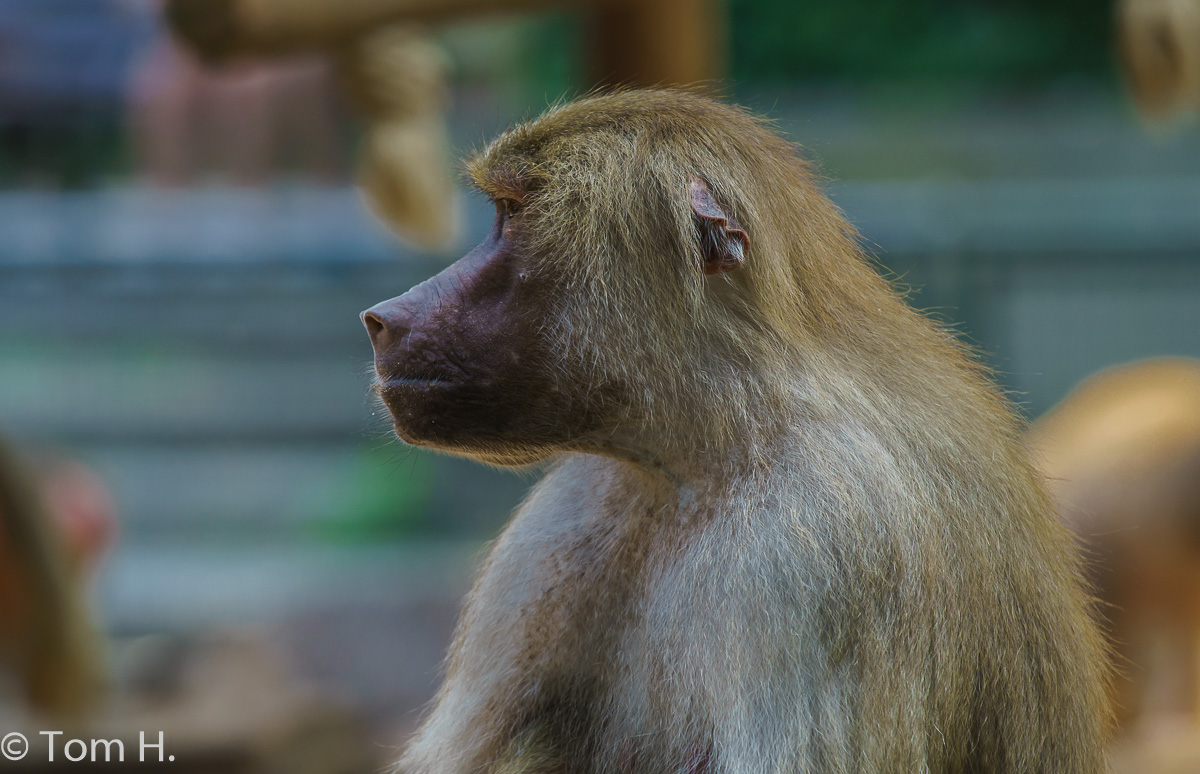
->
<box><xmin>0</xmin><ymin>177</ymin><xmax>1196</xmax><ymax>633</ymax></box>
<box><xmin>1</xmin><ymin>178</ymin><xmax>1197</xmax><ymax>442</ymax></box>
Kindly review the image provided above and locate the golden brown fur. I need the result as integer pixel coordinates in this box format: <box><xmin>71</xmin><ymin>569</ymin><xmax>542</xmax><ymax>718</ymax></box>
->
<box><xmin>1030</xmin><ymin>358</ymin><xmax>1200</xmax><ymax>736</ymax></box>
<box><xmin>0</xmin><ymin>438</ymin><xmax>104</xmax><ymax>716</ymax></box>
<box><xmin>383</xmin><ymin>90</ymin><xmax>1110</xmax><ymax>773</ymax></box>
<box><xmin>1118</xmin><ymin>0</ymin><xmax>1200</xmax><ymax>119</ymax></box>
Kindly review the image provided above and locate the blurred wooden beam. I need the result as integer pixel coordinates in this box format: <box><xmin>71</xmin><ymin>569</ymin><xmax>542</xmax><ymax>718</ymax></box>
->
<box><xmin>168</xmin><ymin>0</ymin><xmax>571</xmax><ymax>60</ymax></box>
<box><xmin>166</xmin><ymin>0</ymin><xmax>727</xmax><ymax>88</ymax></box>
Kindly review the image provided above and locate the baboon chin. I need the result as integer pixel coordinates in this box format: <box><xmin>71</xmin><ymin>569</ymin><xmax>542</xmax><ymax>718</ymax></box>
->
<box><xmin>362</xmin><ymin>89</ymin><xmax>1110</xmax><ymax>773</ymax></box>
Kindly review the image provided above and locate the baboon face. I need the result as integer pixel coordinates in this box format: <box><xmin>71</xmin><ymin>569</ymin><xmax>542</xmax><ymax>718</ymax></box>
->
<box><xmin>363</xmin><ymin>104</ymin><xmax>750</xmax><ymax>465</ymax></box>
<box><xmin>362</xmin><ymin>200</ymin><xmax>592</xmax><ymax>464</ymax></box>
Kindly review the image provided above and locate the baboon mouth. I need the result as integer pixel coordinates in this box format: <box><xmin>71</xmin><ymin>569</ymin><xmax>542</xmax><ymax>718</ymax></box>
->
<box><xmin>377</xmin><ymin>376</ymin><xmax>452</xmax><ymax>391</ymax></box>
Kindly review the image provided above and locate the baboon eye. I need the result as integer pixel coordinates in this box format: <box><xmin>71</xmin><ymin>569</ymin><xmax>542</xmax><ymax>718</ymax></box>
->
<box><xmin>499</xmin><ymin>198</ymin><xmax>522</xmax><ymax>219</ymax></box>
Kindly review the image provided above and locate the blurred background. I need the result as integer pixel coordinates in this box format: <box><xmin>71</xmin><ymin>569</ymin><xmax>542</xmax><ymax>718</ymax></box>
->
<box><xmin>0</xmin><ymin>0</ymin><xmax>1198</xmax><ymax>770</ymax></box>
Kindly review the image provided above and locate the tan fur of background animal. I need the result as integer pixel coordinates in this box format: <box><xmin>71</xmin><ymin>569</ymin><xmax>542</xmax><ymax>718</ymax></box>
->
<box><xmin>364</xmin><ymin>90</ymin><xmax>1110</xmax><ymax>772</ymax></box>
<box><xmin>0</xmin><ymin>439</ymin><xmax>104</xmax><ymax>717</ymax></box>
<box><xmin>1118</xmin><ymin>0</ymin><xmax>1200</xmax><ymax>118</ymax></box>
<box><xmin>1029</xmin><ymin>358</ymin><xmax>1200</xmax><ymax>743</ymax></box>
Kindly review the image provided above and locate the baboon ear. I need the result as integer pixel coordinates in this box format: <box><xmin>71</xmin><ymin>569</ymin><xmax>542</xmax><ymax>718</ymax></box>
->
<box><xmin>689</xmin><ymin>177</ymin><xmax>749</xmax><ymax>275</ymax></box>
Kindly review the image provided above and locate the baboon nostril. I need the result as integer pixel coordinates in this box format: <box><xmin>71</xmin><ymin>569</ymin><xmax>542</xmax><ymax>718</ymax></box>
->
<box><xmin>363</xmin><ymin>298</ymin><xmax>420</xmax><ymax>353</ymax></box>
<box><xmin>362</xmin><ymin>310</ymin><xmax>387</xmax><ymax>348</ymax></box>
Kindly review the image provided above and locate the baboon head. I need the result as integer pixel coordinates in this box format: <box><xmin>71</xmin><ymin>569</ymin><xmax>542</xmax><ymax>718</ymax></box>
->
<box><xmin>363</xmin><ymin>90</ymin><xmax>854</xmax><ymax>467</ymax></box>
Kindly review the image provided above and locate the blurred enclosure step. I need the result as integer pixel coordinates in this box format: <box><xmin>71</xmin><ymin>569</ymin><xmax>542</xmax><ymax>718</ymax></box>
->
<box><xmin>103</xmin><ymin>541</ymin><xmax>479</xmax><ymax>722</ymax></box>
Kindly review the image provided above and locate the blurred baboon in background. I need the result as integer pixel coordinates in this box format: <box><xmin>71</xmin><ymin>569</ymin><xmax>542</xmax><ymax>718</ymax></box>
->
<box><xmin>0</xmin><ymin>437</ymin><xmax>109</xmax><ymax>717</ymax></box>
<box><xmin>1118</xmin><ymin>0</ymin><xmax>1200</xmax><ymax>119</ymax></box>
<box><xmin>1030</xmin><ymin>358</ymin><xmax>1200</xmax><ymax>741</ymax></box>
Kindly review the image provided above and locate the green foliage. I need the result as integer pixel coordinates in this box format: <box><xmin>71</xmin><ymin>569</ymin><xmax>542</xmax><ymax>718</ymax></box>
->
<box><xmin>512</xmin><ymin>12</ymin><xmax>583</xmax><ymax>103</ymax></box>
<box><xmin>440</xmin><ymin>11</ymin><xmax>581</xmax><ymax>105</ymax></box>
<box><xmin>307</xmin><ymin>445</ymin><xmax>435</xmax><ymax>542</ymax></box>
<box><xmin>0</xmin><ymin>124</ymin><xmax>127</xmax><ymax>188</ymax></box>
<box><xmin>728</xmin><ymin>0</ymin><xmax>1114</xmax><ymax>84</ymax></box>
<box><xmin>453</xmin><ymin>0</ymin><xmax>1121</xmax><ymax>90</ymax></box>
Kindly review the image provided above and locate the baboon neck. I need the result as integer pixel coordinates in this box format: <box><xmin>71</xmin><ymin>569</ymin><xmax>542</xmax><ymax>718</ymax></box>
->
<box><xmin>586</xmin><ymin>388</ymin><xmax>790</xmax><ymax>486</ymax></box>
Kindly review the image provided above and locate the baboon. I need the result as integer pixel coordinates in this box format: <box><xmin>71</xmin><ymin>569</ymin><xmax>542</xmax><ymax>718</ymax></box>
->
<box><xmin>0</xmin><ymin>437</ymin><xmax>105</xmax><ymax>716</ymax></box>
<box><xmin>1030</xmin><ymin>358</ymin><xmax>1200</xmax><ymax>736</ymax></box>
<box><xmin>1118</xmin><ymin>0</ymin><xmax>1200</xmax><ymax>119</ymax></box>
<box><xmin>362</xmin><ymin>90</ymin><xmax>1110</xmax><ymax>773</ymax></box>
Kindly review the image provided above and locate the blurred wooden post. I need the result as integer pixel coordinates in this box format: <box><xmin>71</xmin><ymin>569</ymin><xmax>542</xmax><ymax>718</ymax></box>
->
<box><xmin>588</xmin><ymin>0</ymin><xmax>727</xmax><ymax>87</ymax></box>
